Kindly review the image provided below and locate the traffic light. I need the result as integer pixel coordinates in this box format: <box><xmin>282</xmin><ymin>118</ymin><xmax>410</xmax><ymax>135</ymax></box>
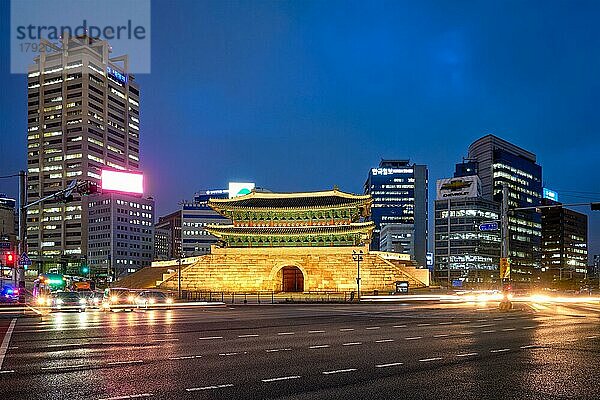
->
<box><xmin>4</xmin><ymin>252</ymin><xmax>15</xmax><ymax>268</ymax></box>
<box><xmin>77</xmin><ymin>180</ymin><xmax>100</xmax><ymax>196</ymax></box>
<box><xmin>592</xmin><ymin>202</ymin><xmax>600</xmax><ymax>211</ymax></box>
<box><xmin>81</xmin><ymin>265</ymin><xmax>89</xmax><ymax>275</ymax></box>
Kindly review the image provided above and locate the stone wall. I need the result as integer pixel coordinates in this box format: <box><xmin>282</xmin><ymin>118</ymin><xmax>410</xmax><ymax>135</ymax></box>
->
<box><xmin>158</xmin><ymin>245</ymin><xmax>428</xmax><ymax>292</ymax></box>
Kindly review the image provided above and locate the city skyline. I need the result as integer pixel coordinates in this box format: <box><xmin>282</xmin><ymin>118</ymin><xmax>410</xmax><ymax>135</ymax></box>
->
<box><xmin>1</xmin><ymin>0</ymin><xmax>598</xmax><ymax>258</ymax></box>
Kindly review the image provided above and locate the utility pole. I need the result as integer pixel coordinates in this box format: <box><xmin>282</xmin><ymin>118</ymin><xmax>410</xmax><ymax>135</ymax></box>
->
<box><xmin>501</xmin><ymin>185</ymin><xmax>510</xmax><ymax>270</ymax></box>
<box><xmin>17</xmin><ymin>170</ymin><xmax>27</xmax><ymax>288</ymax></box>
<box><xmin>498</xmin><ymin>184</ymin><xmax>513</xmax><ymax>311</ymax></box>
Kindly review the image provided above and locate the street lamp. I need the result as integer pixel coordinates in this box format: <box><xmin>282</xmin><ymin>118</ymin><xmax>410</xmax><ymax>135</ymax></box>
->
<box><xmin>352</xmin><ymin>250</ymin><xmax>363</xmax><ymax>302</ymax></box>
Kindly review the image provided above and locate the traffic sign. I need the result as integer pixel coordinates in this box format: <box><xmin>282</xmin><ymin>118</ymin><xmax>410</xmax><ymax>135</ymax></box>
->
<box><xmin>479</xmin><ymin>222</ymin><xmax>499</xmax><ymax>231</ymax></box>
<box><xmin>18</xmin><ymin>252</ymin><xmax>32</xmax><ymax>266</ymax></box>
<box><xmin>0</xmin><ymin>242</ymin><xmax>11</xmax><ymax>249</ymax></box>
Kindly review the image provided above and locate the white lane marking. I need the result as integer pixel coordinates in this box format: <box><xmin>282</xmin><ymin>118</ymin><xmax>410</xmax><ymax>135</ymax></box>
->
<box><xmin>99</xmin><ymin>393</ymin><xmax>153</xmax><ymax>400</ymax></box>
<box><xmin>199</xmin><ymin>336</ymin><xmax>223</xmax><ymax>340</ymax></box>
<box><xmin>375</xmin><ymin>362</ymin><xmax>403</xmax><ymax>368</ymax></box>
<box><xmin>492</xmin><ymin>318</ymin><xmax>504</xmax><ymax>321</ymax></box>
<box><xmin>152</xmin><ymin>338</ymin><xmax>179</xmax><ymax>342</ymax></box>
<box><xmin>473</xmin><ymin>324</ymin><xmax>494</xmax><ymax>328</ymax></box>
<box><xmin>476</xmin><ymin>319</ymin><xmax>488</xmax><ymax>322</ymax></box>
<box><xmin>392</xmin><ymin>325</ymin><xmax>407</xmax><ymax>328</ymax></box>
<box><xmin>308</xmin><ymin>330</ymin><xmax>325</xmax><ymax>334</ymax></box>
<box><xmin>266</xmin><ymin>348</ymin><xmax>291</xmax><ymax>353</ymax></box>
<box><xmin>520</xmin><ymin>345</ymin><xmax>538</xmax><ymax>349</ymax></box>
<box><xmin>585</xmin><ymin>335</ymin><xmax>599</xmax><ymax>339</ymax></box>
<box><xmin>506</xmin><ymin>317</ymin><xmax>516</xmax><ymax>320</ymax></box>
<box><xmin>340</xmin><ymin>328</ymin><xmax>354</xmax><ymax>332</ymax></box>
<box><xmin>459</xmin><ymin>321</ymin><xmax>470</xmax><ymax>324</ymax></box>
<box><xmin>342</xmin><ymin>342</ymin><xmax>362</xmax><ymax>346</ymax></box>
<box><xmin>522</xmin><ymin>326</ymin><xmax>536</xmax><ymax>330</ymax></box>
<box><xmin>405</xmin><ymin>336</ymin><xmax>422</xmax><ymax>340</ymax></box>
<box><xmin>0</xmin><ymin>318</ymin><xmax>17</xmax><ymax>370</ymax></box>
<box><xmin>490</xmin><ymin>348</ymin><xmax>510</xmax><ymax>353</ymax></box>
<box><xmin>309</xmin><ymin>345</ymin><xmax>330</xmax><ymax>349</ymax></box>
<box><xmin>438</xmin><ymin>322</ymin><xmax>452</xmax><ymax>325</ymax></box>
<box><xmin>8</xmin><ymin>346</ymin><xmax>18</xmax><ymax>350</ymax></box>
<box><xmin>481</xmin><ymin>330</ymin><xmax>496</xmax><ymax>333</ymax></box>
<box><xmin>433</xmin><ymin>334</ymin><xmax>449</xmax><ymax>338</ymax></box>
<box><xmin>170</xmin><ymin>355</ymin><xmax>202</xmax><ymax>359</ymax></box>
<box><xmin>186</xmin><ymin>384</ymin><xmax>233</xmax><ymax>391</ymax></box>
<box><xmin>501</xmin><ymin>328</ymin><xmax>516</xmax><ymax>331</ymax></box>
<box><xmin>262</xmin><ymin>375</ymin><xmax>301</xmax><ymax>382</ymax></box>
<box><xmin>457</xmin><ymin>352</ymin><xmax>478</xmax><ymax>357</ymax></box>
<box><xmin>419</xmin><ymin>357</ymin><xmax>443</xmax><ymax>362</ymax></box>
<box><xmin>322</xmin><ymin>368</ymin><xmax>357</xmax><ymax>375</ymax></box>
<box><xmin>238</xmin><ymin>334</ymin><xmax>259</xmax><ymax>338</ymax></box>
<box><xmin>277</xmin><ymin>332</ymin><xmax>295</xmax><ymax>336</ymax></box>
<box><xmin>0</xmin><ymin>370</ymin><xmax>15</xmax><ymax>374</ymax></box>
<box><xmin>107</xmin><ymin>360</ymin><xmax>144</xmax><ymax>366</ymax></box>
<box><xmin>41</xmin><ymin>364</ymin><xmax>91</xmax><ymax>370</ymax></box>
<box><xmin>417</xmin><ymin>323</ymin><xmax>431</xmax><ymax>327</ymax></box>
<box><xmin>375</xmin><ymin>339</ymin><xmax>394</xmax><ymax>343</ymax></box>
<box><xmin>219</xmin><ymin>352</ymin><xmax>247</xmax><ymax>356</ymax></box>
<box><xmin>366</xmin><ymin>326</ymin><xmax>380</xmax><ymax>330</ymax></box>
<box><xmin>46</xmin><ymin>343</ymin><xmax>81</xmax><ymax>348</ymax></box>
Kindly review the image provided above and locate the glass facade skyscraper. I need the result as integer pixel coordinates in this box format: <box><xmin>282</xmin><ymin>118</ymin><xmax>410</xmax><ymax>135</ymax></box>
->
<box><xmin>468</xmin><ymin>135</ymin><xmax>543</xmax><ymax>282</ymax></box>
<box><xmin>26</xmin><ymin>34</ymin><xmax>140</xmax><ymax>271</ymax></box>
<box><xmin>364</xmin><ymin>160</ymin><xmax>428</xmax><ymax>267</ymax></box>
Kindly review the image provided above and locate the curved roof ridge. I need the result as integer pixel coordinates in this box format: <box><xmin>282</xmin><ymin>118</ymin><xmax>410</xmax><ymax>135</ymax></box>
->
<box><xmin>209</xmin><ymin>188</ymin><xmax>370</xmax><ymax>203</ymax></box>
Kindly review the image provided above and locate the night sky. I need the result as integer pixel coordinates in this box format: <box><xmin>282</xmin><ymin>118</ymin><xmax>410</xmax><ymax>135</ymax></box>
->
<box><xmin>0</xmin><ymin>0</ymin><xmax>598</xmax><ymax>259</ymax></box>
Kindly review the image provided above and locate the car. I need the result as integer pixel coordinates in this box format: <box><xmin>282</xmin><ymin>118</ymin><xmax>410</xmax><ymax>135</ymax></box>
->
<box><xmin>135</xmin><ymin>290</ymin><xmax>174</xmax><ymax>308</ymax></box>
<box><xmin>102</xmin><ymin>288</ymin><xmax>138</xmax><ymax>312</ymax></box>
<box><xmin>86</xmin><ymin>290</ymin><xmax>104</xmax><ymax>308</ymax></box>
<box><xmin>51</xmin><ymin>291</ymin><xmax>87</xmax><ymax>312</ymax></box>
<box><xmin>0</xmin><ymin>285</ymin><xmax>21</xmax><ymax>303</ymax></box>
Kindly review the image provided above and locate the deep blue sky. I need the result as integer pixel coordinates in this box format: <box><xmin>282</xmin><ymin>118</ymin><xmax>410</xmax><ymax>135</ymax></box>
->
<box><xmin>1</xmin><ymin>0</ymin><xmax>598</xmax><ymax>259</ymax></box>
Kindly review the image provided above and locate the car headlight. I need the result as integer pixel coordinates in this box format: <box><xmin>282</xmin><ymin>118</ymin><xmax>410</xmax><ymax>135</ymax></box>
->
<box><xmin>56</xmin><ymin>299</ymin><xmax>63</xmax><ymax>305</ymax></box>
<box><xmin>148</xmin><ymin>298</ymin><xmax>155</xmax><ymax>304</ymax></box>
<box><xmin>128</xmin><ymin>295</ymin><xmax>135</xmax><ymax>302</ymax></box>
<box><xmin>110</xmin><ymin>296</ymin><xmax>118</xmax><ymax>303</ymax></box>
<box><xmin>79</xmin><ymin>299</ymin><xmax>87</xmax><ymax>305</ymax></box>
<box><xmin>37</xmin><ymin>297</ymin><xmax>46</xmax><ymax>305</ymax></box>
<box><xmin>166</xmin><ymin>298</ymin><xmax>173</xmax><ymax>304</ymax></box>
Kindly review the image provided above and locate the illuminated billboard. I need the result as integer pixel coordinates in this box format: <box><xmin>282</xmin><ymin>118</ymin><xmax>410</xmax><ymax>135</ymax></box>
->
<box><xmin>543</xmin><ymin>188</ymin><xmax>558</xmax><ymax>202</ymax></box>
<box><xmin>228</xmin><ymin>182</ymin><xmax>255</xmax><ymax>198</ymax></box>
<box><xmin>101</xmin><ymin>170</ymin><xmax>144</xmax><ymax>194</ymax></box>
<box><xmin>436</xmin><ymin>176</ymin><xmax>481</xmax><ymax>200</ymax></box>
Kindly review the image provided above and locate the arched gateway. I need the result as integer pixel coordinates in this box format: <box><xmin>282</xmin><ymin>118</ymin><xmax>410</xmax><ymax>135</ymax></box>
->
<box><xmin>281</xmin><ymin>266</ymin><xmax>304</xmax><ymax>292</ymax></box>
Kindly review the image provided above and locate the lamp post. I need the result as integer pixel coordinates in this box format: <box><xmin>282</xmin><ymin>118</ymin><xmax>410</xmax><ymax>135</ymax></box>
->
<box><xmin>352</xmin><ymin>249</ymin><xmax>363</xmax><ymax>302</ymax></box>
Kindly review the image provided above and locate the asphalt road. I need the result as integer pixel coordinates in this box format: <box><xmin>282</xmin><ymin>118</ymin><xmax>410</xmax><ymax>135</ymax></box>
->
<box><xmin>1</xmin><ymin>301</ymin><xmax>599</xmax><ymax>400</ymax></box>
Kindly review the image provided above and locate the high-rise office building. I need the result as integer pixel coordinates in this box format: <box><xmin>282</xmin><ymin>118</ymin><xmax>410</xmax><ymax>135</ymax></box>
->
<box><xmin>181</xmin><ymin>190</ymin><xmax>230</xmax><ymax>257</ymax></box>
<box><xmin>468</xmin><ymin>135</ymin><xmax>542</xmax><ymax>281</ymax></box>
<box><xmin>154</xmin><ymin>211</ymin><xmax>182</xmax><ymax>260</ymax></box>
<box><xmin>88</xmin><ymin>193</ymin><xmax>154</xmax><ymax>279</ymax></box>
<box><xmin>434</xmin><ymin>174</ymin><xmax>501</xmax><ymax>287</ymax></box>
<box><xmin>87</xmin><ymin>170</ymin><xmax>153</xmax><ymax>280</ymax></box>
<box><xmin>364</xmin><ymin>160</ymin><xmax>428</xmax><ymax>267</ymax></box>
<box><xmin>26</xmin><ymin>34</ymin><xmax>140</xmax><ymax>271</ymax></box>
<box><xmin>541</xmin><ymin>198</ymin><xmax>588</xmax><ymax>273</ymax></box>
<box><xmin>153</xmin><ymin>227</ymin><xmax>172</xmax><ymax>261</ymax></box>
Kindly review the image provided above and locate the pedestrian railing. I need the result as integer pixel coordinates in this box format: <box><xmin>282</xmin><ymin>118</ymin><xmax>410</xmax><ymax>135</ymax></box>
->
<box><xmin>179</xmin><ymin>290</ymin><xmax>396</xmax><ymax>304</ymax></box>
